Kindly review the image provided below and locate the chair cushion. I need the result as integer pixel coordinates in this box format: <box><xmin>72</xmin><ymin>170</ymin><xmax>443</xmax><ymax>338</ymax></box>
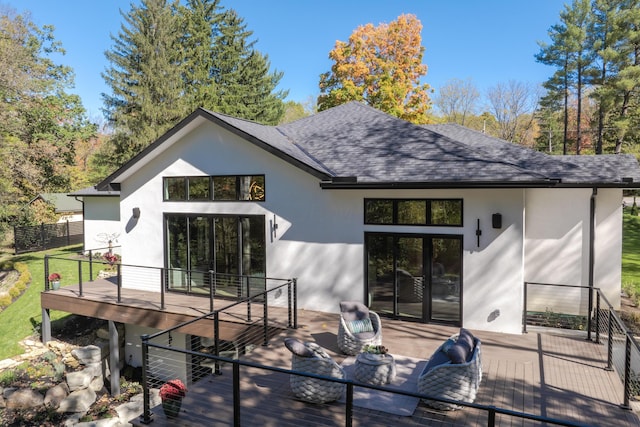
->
<box><xmin>354</xmin><ymin>330</ymin><xmax>377</xmax><ymax>340</ymax></box>
<box><xmin>446</xmin><ymin>343</ymin><xmax>470</xmax><ymax>364</ymax></box>
<box><xmin>284</xmin><ymin>338</ymin><xmax>315</xmax><ymax>358</ymax></box>
<box><xmin>458</xmin><ymin>328</ymin><xmax>475</xmax><ymax>351</ymax></box>
<box><xmin>348</xmin><ymin>318</ymin><xmax>374</xmax><ymax>334</ymax></box>
<box><xmin>340</xmin><ymin>301</ymin><xmax>370</xmax><ymax>321</ymax></box>
<box><xmin>423</xmin><ymin>348</ymin><xmax>451</xmax><ymax>374</ymax></box>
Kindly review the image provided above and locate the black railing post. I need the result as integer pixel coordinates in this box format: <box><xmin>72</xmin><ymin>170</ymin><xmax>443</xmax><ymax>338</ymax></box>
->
<box><xmin>587</xmin><ymin>286</ymin><xmax>594</xmax><ymax>341</ymax></box>
<box><xmin>44</xmin><ymin>255</ymin><xmax>50</xmax><ymax>291</ymax></box>
<box><xmin>246</xmin><ymin>276</ymin><xmax>251</xmax><ymax>322</ymax></box>
<box><xmin>522</xmin><ymin>282</ymin><xmax>528</xmax><ymax>334</ymax></box>
<box><xmin>160</xmin><ymin>268</ymin><xmax>166</xmax><ymax>310</ymax></box>
<box><xmin>263</xmin><ymin>297</ymin><xmax>269</xmax><ymax>346</ymax></box>
<box><xmin>139</xmin><ymin>334</ymin><xmax>153</xmax><ymax>424</ymax></box>
<box><xmin>621</xmin><ymin>335</ymin><xmax>632</xmax><ymax>410</ymax></box>
<box><xmin>287</xmin><ymin>281</ymin><xmax>292</xmax><ymax>328</ymax></box>
<box><xmin>214</xmin><ymin>311</ymin><xmax>221</xmax><ymax>375</ymax></box>
<box><xmin>595</xmin><ymin>291</ymin><xmax>601</xmax><ymax>344</ymax></box>
<box><xmin>209</xmin><ymin>270</ymin><xmax>215</xmax><ymax>312</ymax></box>
<box><xmin>78</xmin><ymin>260</ymin><xmax>84</xmax><ymax>297</ymax></box>
<box><xmin>345</xmin><ymin>382</ymin><xmax>354</xmax><ymax>427</ymax></box>
<box><xmin>88</xmin><ymin>250</ymin><xmax>93</xmax><ymax>279</ymax></box>
<box><xmin>233</xmin><ymin>362</ymin><xmax>241</xmax><ymax>427</ymax></box>
<box><xmin>293</xmin><ymin>278</ymin><xmax>298</xmax><ymax>329</ymax></box>
<box><xmin>606</xmin><ymin>309</ymin><xmax>614</xmax><ymax>371</ymax></box>
<box><xmin>116</xmin><ymin>263</ymin><xmax>122</xmax><ymax>303</ymax></box>
<box><xmin>488</xmin><ymin>406</ymin><xmax>497</xmax><ymax>426</ymax></box>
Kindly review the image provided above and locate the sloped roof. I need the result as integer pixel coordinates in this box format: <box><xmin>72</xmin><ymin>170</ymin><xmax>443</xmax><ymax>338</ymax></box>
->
<box><xmin>30</xmin><ymin>193</ymin><xmax>82</xmax><ymax>213</ymax></box>
<box><xmin>97</xmin><ymin>101</ymin><xmax>640</xmax><ymax>190</ymax></box>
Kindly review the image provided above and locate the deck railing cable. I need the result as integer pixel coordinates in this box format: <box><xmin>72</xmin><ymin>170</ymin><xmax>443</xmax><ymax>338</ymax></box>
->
<box><xmin>524</xmin><ymin>281</ymin><xmax>640</xmax><ymax>410</ymax></box>
<box><xmin>139</xmin><ymin>337</ymin><xmax>586</xmax><ymax>426</ymax></box>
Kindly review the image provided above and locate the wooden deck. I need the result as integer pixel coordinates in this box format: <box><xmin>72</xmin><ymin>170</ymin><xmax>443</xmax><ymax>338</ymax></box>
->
<box><xmin>41</xmin><ymin>282</ymin><xmax>640</xmax><ymax>426</ymax></box>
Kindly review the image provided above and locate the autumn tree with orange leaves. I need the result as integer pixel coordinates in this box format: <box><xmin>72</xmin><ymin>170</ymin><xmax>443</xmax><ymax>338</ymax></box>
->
<box><xmin>318</xmin><ymin>14</ymin><xmax>432</xmax><ymax>124</ymax></box>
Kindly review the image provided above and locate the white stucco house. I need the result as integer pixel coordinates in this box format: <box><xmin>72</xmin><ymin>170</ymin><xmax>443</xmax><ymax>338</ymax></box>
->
<box><xmin>74</xmin><ymin>101</ymin><xmax>640</xmax><ymax>335</ymax></box>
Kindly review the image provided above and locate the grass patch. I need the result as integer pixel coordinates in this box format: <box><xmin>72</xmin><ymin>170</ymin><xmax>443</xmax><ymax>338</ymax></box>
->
<box><xmin>0</xmin><ymin>244</ymin><xmax>82</xmax><ymax>360</ymax></box>
<box><xmin>623</xmin><ymin>213</ymin><xmax>640</xmax><ymax>304</ymax></box>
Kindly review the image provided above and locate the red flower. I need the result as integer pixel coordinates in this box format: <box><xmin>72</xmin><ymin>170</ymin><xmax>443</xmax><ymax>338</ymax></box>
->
<box><xmin>48</xmin><ymin>273</ymin><xmax>61</xmax><ymax>281</ymax></box>
<box><xmin>104</xmin><ymin>252</ymin><xmax>119</xmax><ymax>266</ymax></box>
<box><xmin>159</xmin><ymin>379</ymin><xmax>187</xmax><ymax>401</ymax></box>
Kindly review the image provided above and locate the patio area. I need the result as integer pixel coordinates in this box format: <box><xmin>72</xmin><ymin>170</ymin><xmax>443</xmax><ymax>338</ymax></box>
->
<box><xmin>137</xmin><ymin>309</ymin><xmax>640</xmax><ymax>426</ymax></box>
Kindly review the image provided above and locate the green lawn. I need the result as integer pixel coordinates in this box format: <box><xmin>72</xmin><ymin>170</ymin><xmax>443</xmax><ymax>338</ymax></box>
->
<box><xmin>623</xmin><ymin>213</ymin><xmax>640</xmax><ymax>301</ymax></box>
<box><xmin>0</xmin><ymin>245</ymin><xmax>82</xmax><ymax>360</ymax></box>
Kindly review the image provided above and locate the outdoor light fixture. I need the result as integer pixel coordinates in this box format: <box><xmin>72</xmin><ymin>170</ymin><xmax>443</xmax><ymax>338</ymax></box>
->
<box><xmin>132</xmin><ymin>207</ymin><xmax>140</xmax><ymax>219</ymax></box>
<box><xmin>492</xmin><ymin>213</ymin><xmax>502</xmax><ymax>229</ymax></box>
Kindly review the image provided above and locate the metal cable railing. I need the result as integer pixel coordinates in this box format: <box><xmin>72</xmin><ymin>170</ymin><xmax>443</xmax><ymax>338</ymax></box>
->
<box><xmin>139</xmin><ymin>336</ymin><xmax>584</xmax><ymax>426</ymax></box>
<box><xmin>525</xmin><ymin>282</ymin><xmax>640</xmax><ymax>409</ymax></box>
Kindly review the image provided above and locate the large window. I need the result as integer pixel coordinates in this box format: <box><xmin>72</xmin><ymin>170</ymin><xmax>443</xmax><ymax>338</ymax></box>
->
<box><xmin>165</xmin><ymin>214</ymin><xmax>265</xmax><ymax>296</ymax></box>
<box><xmin>163</xmin><ymin>175</ymin><xmax>265</xmax><ymax>201</ymax></box>
<box><xmin>365</xmin><ymin>199</ymin><xmax>462</xmax><ymax>226</ymax></box>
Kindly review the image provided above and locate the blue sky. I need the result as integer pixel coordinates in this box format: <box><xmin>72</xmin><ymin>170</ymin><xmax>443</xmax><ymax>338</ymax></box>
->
<box><xmin>13</xmin><ymin>0</ymin><xmax>566</xmax><ymax>121</ymax></box>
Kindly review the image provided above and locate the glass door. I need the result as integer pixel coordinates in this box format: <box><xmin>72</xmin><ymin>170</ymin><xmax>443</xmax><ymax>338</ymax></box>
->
<box><xmin>366</xmin><ymin>233</ymin><xmax>461</xmax><ymax>325</ymax></box>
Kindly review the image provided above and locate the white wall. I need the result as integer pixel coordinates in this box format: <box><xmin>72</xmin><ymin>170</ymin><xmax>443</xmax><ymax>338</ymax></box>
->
<box><xmin>82</xmin><ymin>196</ymin><xmax>121</xmax><ymax>252</ymax></box>
<box><xmin>524</xmin><ymin>188</ymin><xmax>622</xmax><ymax>314</ymax></box>
<box><xmin>125</xmin><ymin>324</ymin><xmax>189</xmax><ymax>384</ymax></box>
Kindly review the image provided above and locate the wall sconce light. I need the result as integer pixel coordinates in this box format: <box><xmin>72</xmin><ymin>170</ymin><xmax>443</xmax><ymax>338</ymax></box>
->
<box><xmin>492</xmin><ymin>213</ymin><xmax>502</xmax><ymax>229</ymax></box>
<box><xmin>132</xmin><ymin>207</ymin><xmax>140</xmax><ymax>219</ymax></box>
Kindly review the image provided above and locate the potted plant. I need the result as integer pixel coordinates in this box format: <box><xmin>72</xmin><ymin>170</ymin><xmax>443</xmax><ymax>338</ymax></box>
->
<box><xmin>159</xmin><ymin>379</ymin><xmax>187</xmax><ymax>418</ymax></box>
<box><xmin>361</xmin><ymin>344</ymin><xmax>389</xmax><ymax>360</ymax></box>
<box><xmin>48</xmin><ymin>273</ymin><xmax>61</xmax><ymax>290</ymax></box>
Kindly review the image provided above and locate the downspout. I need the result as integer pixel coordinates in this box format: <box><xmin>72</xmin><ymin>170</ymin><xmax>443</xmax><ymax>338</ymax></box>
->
<box><xmin>587</xmin><ymin>188</ymin><xmax>597</xmax><ymax>341</ymax></box>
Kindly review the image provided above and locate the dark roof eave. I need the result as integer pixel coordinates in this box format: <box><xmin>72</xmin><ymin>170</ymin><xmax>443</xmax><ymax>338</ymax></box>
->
<box><xmin>320</xmin><ymin>179</ymin><xmax>640</xmax><ymax>190</ymax></box>
<box><xmin>319</xmin><ymin>180</ymin><xmax>561</xmax><ymax>190</ymax></box>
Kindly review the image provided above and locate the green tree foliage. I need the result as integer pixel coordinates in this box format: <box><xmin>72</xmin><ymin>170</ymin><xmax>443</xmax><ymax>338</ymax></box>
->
<box><xmin>536</xmin><ymin>0</ymin><xmax>640</xmax><ymax>155</ymax></box>
<box><xmin>318</xmin><ymin>14</ymin><xmax>432</xmax><ymax>124</ymax></box>
<box><xmin>0</xmin><ymin>8</ymin><xmax>96</xmax><ymax>236</ymax></box>
<box><xmin>101</xmin><ymin>0</ymin><xmax>286</xmax><ymax>168</ymax></box>
<box><xmin>102</xmin><ymin>0</ymin><xmax>188</xmax><ymax>168</ymax></box>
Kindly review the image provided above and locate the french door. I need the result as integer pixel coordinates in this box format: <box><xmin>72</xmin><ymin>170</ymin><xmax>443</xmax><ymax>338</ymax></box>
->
<box><xmin>166</xmin><ymin>214</ymin><xmax>265</xmax><ymax>295</ymax></box>
<box><xmin>366</xmin><ymin>233</ymin><xmax>462</xmax><ymax>324</ymax></box>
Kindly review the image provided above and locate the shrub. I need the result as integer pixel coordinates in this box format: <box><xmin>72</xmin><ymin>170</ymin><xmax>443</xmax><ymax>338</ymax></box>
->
<box><xmin>0</xmin><ymin>294</ymin><xmax>11</xmax><ymax>308</ymax></box>
<box><xmin>9</xmin><ymin>286</ymin><xmax>20</xmax><ymax>299</ymax></box>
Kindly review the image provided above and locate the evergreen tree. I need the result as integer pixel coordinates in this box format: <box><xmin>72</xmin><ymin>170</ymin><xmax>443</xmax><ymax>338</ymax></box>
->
<box><xmin>180</xmin><ymin>0</ymin><xmax>223</xmax><ymax>112</ymax></box>
<box><xmin>102</xmin><ymin>0</ymin><xmax>188</xmax><ymax>167</ymax></box>
<box><xmin>208</xmin><ymin>9</ymin><xmax>286</xmax><ymax>124</ymax></box>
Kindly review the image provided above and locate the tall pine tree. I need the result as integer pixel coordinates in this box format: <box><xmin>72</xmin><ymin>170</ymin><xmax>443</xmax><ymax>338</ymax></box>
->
<box><xmin>102</xmin><ymin>0</ymin><xmax>187</xmax><ymax>167</ymax></box>
<box><xmin>101</xmin><ymin>0</ymin><xmax>287</xmax><ymax>167</ymax></box>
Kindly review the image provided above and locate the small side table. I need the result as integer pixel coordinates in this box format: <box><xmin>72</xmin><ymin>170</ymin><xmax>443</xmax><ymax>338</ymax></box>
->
<box><xmin>354</xmin><ymin>353</ymin><xmax>396</xmax><ymax>385</ymax></box>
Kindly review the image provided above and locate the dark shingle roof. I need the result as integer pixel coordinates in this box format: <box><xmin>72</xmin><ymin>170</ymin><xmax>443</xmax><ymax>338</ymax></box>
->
<box><xmin>98</xmin><ymin>101</ymin><xmax>640</xmax><ymax>190</ymax></box>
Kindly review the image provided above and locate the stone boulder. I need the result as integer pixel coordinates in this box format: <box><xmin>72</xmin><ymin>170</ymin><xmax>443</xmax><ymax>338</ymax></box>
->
<box><xmin>57</xmin><ymin>388</ymin><xmax>97</xmax><ymax>413</ymax></box>
<box><xmin>5</xmin><ymin>388</ymin><xmax>44</xmax><ymax>409</ymax></box>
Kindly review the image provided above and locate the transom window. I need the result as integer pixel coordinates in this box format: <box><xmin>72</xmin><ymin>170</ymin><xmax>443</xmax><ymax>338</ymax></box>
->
<box><xmin>163</xmin><ymin>175</ymin><xmax>265</xmax><ymax>201</ymax></box>
<box><xmin>365</xmin><ymin>198</ymin><xmax>463</xmax><ymax>226</ymax></box>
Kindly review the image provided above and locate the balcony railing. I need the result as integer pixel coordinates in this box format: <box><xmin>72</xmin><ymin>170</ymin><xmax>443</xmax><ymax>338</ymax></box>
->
<box><xmin>524</xmin><ymin>281</ymin><xmax>640</xmax><ymax>409</ymax></box>
<box><xmin>139</xmin><ymin>317</ymin><xmax>585</xmax><ymax>426</ymax></box>
<box><xmin>43</xmin><ymin>253</ymin><xmax>295</xmax><ymax>314</ymax></box>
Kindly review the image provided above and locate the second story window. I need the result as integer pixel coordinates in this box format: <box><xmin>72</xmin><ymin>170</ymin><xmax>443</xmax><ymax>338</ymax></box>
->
<box><xmin>163</xmin><ymin>175</ymin><xmax>265</xmax><ymax>201</ymax></box>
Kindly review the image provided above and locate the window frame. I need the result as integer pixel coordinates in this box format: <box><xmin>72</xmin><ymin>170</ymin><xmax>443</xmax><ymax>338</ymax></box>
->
<box><xmin>364</xmin><ymin>198</ymin><xmax>463</xmax><ymax>227</ymax></box>
<box><xmin>163</xmin><ymin>175</ymin><xmax>265</xmax><ymax>202</ymax></box>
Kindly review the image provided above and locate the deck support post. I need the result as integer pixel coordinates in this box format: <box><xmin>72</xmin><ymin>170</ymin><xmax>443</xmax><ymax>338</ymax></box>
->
<box><xmin>41</xmin><ymin>307</ymin><xmax>51</xmax><ymax>344</ymax></box>
<box><xmin>109</xmin><ymin>320</ymin><xmax>121</xmax><ymax>396</ymax></box>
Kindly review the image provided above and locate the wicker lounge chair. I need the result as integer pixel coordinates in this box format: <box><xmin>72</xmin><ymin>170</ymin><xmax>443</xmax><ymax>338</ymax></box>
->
<box><xmin>337</xmin><ymin>301</ymin><xmax>382</xmax><ymax>355</ymax></box>
<box><xmin>284</xmin><ymin>338</ymin><xmax>345</xmax><ymax>403</ymax></box>
<box><xmin>417</xmin><ymin>328</ymin><xmax>482</xmax><ymax>410</ymax></box>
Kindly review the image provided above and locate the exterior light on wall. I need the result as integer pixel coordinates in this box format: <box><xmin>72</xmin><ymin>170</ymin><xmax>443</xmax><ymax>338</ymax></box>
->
<box><xmin>492</xmin><ymin>213</ymin><xmax>502</xmax><ymax>229</ymax></box>
<box><xmin>132</xmin><ymin>207</ymin><xmax>140</xmax><ymax>219</ymax></box>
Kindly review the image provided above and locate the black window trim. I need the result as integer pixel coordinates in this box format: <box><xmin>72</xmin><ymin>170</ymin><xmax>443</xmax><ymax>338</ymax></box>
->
<box><xmin>163</xmin><ymin>174</ymin><xmax>266</xmax><ymax>202</ymax></box>
<box><xmin>364</xmin><ymin>198</ymin><xmax>464</xmax><ymax>227</ymax></box>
